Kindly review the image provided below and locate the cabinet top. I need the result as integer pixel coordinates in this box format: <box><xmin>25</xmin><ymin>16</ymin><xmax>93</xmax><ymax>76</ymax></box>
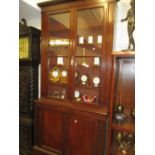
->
<box><xmin>38</xmin><ymin>0</ymin><xmax>116</xmax><ymax>8</ymax></box>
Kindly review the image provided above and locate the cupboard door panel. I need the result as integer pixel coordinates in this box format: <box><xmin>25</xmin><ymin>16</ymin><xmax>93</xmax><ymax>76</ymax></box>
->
<box><xmin>69</xmin><ymin>116</ymin><xmax>98</xmax><ymax>155</ymax></box>
<box><xmin>40</xmin><ymin>109</ymin><xmax>64</xmax><ymax>153</ymax></box>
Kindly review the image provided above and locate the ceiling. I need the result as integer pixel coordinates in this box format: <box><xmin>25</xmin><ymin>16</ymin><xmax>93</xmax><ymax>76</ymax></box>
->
<box><xmin>22</xmin><ymin>0</ymin><xmax>50</xmax><ymax>10</ymax></box>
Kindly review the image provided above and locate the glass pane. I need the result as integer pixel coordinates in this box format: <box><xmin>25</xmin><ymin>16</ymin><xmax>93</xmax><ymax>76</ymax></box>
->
<box><xmin>76</xmin><ymin>7</ymin><xmax>104</xmax><ymax>56</ymax></box>
<box><xmin>74</xmin><ymin>57</ymin><xmax>101</xmax><ymax>104</ymax></box>
<box><xmin>19</xmin><ymin>37</ymin><xmax>29</xmax><ymax>59</ymax></box>
<box><xmin>48</xmin><ymin>12</ymin><xmax>70</xmax><ymax>56</ymax></box>
<box><xmin>47</xmin><ymin>85</ymin><xmax>68</xmax><ymax>99</ymax></box>
<box><xmin>47</xmin><ymin>12</ymin><xmax>70</xmax><ymax>99</ymax></box>
<box><xmin>74</xmin><ymin>7</ymin><xmax>103</xmax><ymax>105</ymax></box>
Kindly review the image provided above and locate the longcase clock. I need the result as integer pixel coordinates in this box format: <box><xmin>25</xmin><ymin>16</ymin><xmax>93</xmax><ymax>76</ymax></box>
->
<box><xmin>19</xmin><ymin>18</ymin><xmax>40</xmax><ymax>155</ymax></box>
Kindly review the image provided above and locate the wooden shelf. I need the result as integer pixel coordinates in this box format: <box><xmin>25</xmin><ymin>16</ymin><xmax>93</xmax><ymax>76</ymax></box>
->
<box><xmin>47</xmin><ymin>55</ymin><xmax>69</xmax><ymax>58</ymax></box>
<box><xmin>76</xmin><ymin>43</ymin><xmax>102</xmax><ymax>52</ymax></box>
<box><xmin>112</xmin><ymin>51</ymin><xmax>135</xmax><ymax>57</ymax></box>
<box><xmin>110</xmin><ymin>143</ymin><xmax>135</xmax><ymax>155</ymax></box>
<box><xmin>112</xmin><ymin>121</ymin><xmax>135</xmax><ymax>134</ymax></box>
<box><xmin>48</xmin><ymin>81</ymin><xmax>68</xmax><ymax>87</ymax></box>
<box><xmin>76</xmin><ymin>64</ymin><xmax>101</xmax><ymax>68</ymax></box>
<box><xmin>75</xmin><ymin>55</ymin><xmax>101</xmax><ymax>58</ymax></box>
<box><xmin>75</xmin><ymin>84</ymin><xmax>99</xmax><ymax>90</ymax></box>
<box><xmin>47</xmin><ymin>95</ymin><xmax>69</xmax><ymax>101</ymax></box>
<box><xmin>73</xmin><ymin>100</ymin><xmax>99</xmax><ymax>106</ymax></box>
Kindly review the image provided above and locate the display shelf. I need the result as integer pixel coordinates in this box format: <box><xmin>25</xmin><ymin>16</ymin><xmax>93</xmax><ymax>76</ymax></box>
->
<box><xmin>75</xmin><ymin>55</ymin><xmax>101</xmax><ymax>58</ymax></box>
<box><xmin>48</xmin><ymin>50</ymin><xmax>70</xmax><ymax>57</ymax></box>
<box><xmin>47</xmin><ymin>55</ymin><xmax>69</xmax><ymax>58</ymax></box>
<box><xmin>112</xmin><ymin>51</ymin><xmax>135</xmax><ymax>57</ymax></box>
<box><xmin>75</xmin><ymin>84</ymin><xmax>100</xmax><ymax>90</ymax></box>
<box><xmin>110</xmin><ymin>143</ymin><xmax>134</xmax><ymax>155</ymax></box>
<box><xmin>73</xmin><ymin>100</ymin><xmax>99</xmax><ymax>106</ymax></box>
<box><xmin>75</xmin><ymin>65</ymin><xmax>101</xmax><ymax>70</ymax></box>
<box><xmin>107</xmin><ymin>53</ymin><xmax>135</xmax><ymax>155</ymax></box>
<box><xmin>47</xmin><ymin>95</ymin><xmax>69</xmax><ymax>100</ymax></box>
<box><xmin>112</xmin><ymin>121</ymin><xmax>135</xmax><ymax>134</ymax></box>
<box><xmin>48</xmin><ymin>81</ymin><xmax>68</xmax><ymax>87</ymax></box>
<box><xmin>76</xmin><ymin>43</ymin><xmax>102</xmax><ymax>55</ymax></box>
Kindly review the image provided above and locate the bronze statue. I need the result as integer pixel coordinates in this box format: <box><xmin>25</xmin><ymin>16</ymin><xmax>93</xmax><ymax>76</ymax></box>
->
<box><xmin>121</xmin><ymin>0</ymin><xmax>135</xmax><ymax>51</ymax></box>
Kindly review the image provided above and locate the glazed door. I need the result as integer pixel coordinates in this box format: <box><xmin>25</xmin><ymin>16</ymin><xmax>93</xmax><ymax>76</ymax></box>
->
<box><xmin>73</xmin><ymin>6</ymin><xmax>106</xmax><ymax>106</ymax></box>
<box><xmin>68</xmin><ymin>115</ymin><xmax>98</xmax><ymax>155</ymax></box>
<box><xmin>46</xmin><ymin>11</ymin><xmax>71</xmax><ymax>100</ymax></box>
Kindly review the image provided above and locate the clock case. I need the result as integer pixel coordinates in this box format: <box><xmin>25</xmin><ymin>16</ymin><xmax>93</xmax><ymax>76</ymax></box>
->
<box><xmin>19</xmin><ymin>19</ymin><xmax>40</xmax><ymax>155</ymax></box>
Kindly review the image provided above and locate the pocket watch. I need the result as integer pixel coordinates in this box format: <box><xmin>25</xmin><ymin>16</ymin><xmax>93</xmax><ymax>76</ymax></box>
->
<box><xmin>93</xmin><ymin>77</ymin><xmax>100</xmax><ymax>87</ymax></box>
<box><xmin>81</xmin><ymin>75</ymin><xmax>88</xmax><ymax>85</ymax></box>
<box><xmin>61</xmin><ymin>89</ymin><xmax>67</xmax><ymax>99</ymax></box>
<box><xmin>60</xmin><ymin>69</ymin><xmax>68</xmax><ymax>83</ymax></box>
<box><xmin>74</xmin><ymin>90</ymin><xmax>81</xmax><ymax>101</ymax></box>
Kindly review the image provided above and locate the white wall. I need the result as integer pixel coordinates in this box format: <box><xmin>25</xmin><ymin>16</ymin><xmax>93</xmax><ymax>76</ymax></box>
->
<box><xmin>113</xmin><ymin>0</ymin><xmax>135</xmax><ymax>51</ymax></box>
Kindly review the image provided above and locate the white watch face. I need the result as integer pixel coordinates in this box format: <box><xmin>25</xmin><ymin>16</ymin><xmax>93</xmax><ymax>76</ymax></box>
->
<box><xmin>52</xmin><ymin>71</ymin><xmax>59</xmax><ymax>77</ymax></box>
<box><xmin>93</xmin><ymin>77</ymin><xmax>100</xmax><ymax>85</ymax></box>
<box><xmin>81</xmin><ymin>75</ymin><xmax>88</xmax><ymax>82</ymax></box>
<box><xmin>74</xmin><ymin>90</ymin><xmax>80</xmax><ymax>98</ymax></box>
<box><xmin>61</xmin><ymin>70</ymin><xmax>67</xmax><ymax>77</ymax></box>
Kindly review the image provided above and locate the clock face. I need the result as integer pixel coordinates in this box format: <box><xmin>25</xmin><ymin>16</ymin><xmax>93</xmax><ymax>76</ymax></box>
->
<box><xmin>52</xmin><ymin>71</ymin><xmax>59</xmax><ymax>77</ymax></box>
<box><xmin>74</xmin><ymin>90</ymin><xmax>80</xmax><ymax>98</ymax></box>
<box><xmin>19</xmin><ymin>37</ymin><xmax>29</xmax><ymax>59</ymax></box>
<box><xmin>49</xmin><ymin>67</ymin><xmax>60</xmax><ymax>82</ymax></box>
<box><xmin>61</xmin><ymin>70</ymin><xmax>67</xmax><ymax>77</ymax></box>
<box><xmin>81</xmin><ymin>75</ymin><xmax>88</xmax><ymax>82</ymax></box>
<box><xmin>93</xmin><ymin>77</ymin><xmax>100</xmax><ymax>86</ymax></box>
<box><xmin>60</xmin><ymin>70</ymin><xmax>68</xmax><ymax>83</ymax></box>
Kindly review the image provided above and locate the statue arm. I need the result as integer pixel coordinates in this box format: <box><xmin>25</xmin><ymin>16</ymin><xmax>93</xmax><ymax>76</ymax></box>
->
<box><xmin>121</xmin><ymin>11</ymin><xmax>129</xmax><ymax>22</ymax></box>
<box><xmin>121</xmin><ymin>15</ymin><xmax>128</xmax><ymax>22</ymax></box>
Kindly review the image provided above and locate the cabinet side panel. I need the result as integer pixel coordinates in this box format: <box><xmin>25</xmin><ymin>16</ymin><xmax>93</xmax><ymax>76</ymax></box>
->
<box><xmin>114</xmin><ymin>58</ymin><xmax>135</xmax><ymax>110</ymax></box>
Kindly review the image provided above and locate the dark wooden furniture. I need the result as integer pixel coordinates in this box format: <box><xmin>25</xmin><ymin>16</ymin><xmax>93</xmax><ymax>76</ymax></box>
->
<box><xmin>32</xmin><ymin>0</ymin><xmax>116</xmax><ymax>155</ymax></box>
<box><xmin>107</xmin><ymin>51</ymin><xmax>135</xmax><ymax>155</ymax></box>
<box><xmin>19</xmin><ymin>19</ymin><xmax>40</xmax><ymax>155</ymax></box>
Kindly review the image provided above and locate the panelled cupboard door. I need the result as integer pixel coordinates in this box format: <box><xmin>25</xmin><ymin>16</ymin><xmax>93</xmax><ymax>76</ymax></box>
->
<box><xmin>68</xmin><ymin>116</ymin><xmax>98</xmax><ymax>155</ymax></box>
<box><xmin>39</xmin><ymin>109</ymin><xmax>64</xmax><ymax>154</ymax></box>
